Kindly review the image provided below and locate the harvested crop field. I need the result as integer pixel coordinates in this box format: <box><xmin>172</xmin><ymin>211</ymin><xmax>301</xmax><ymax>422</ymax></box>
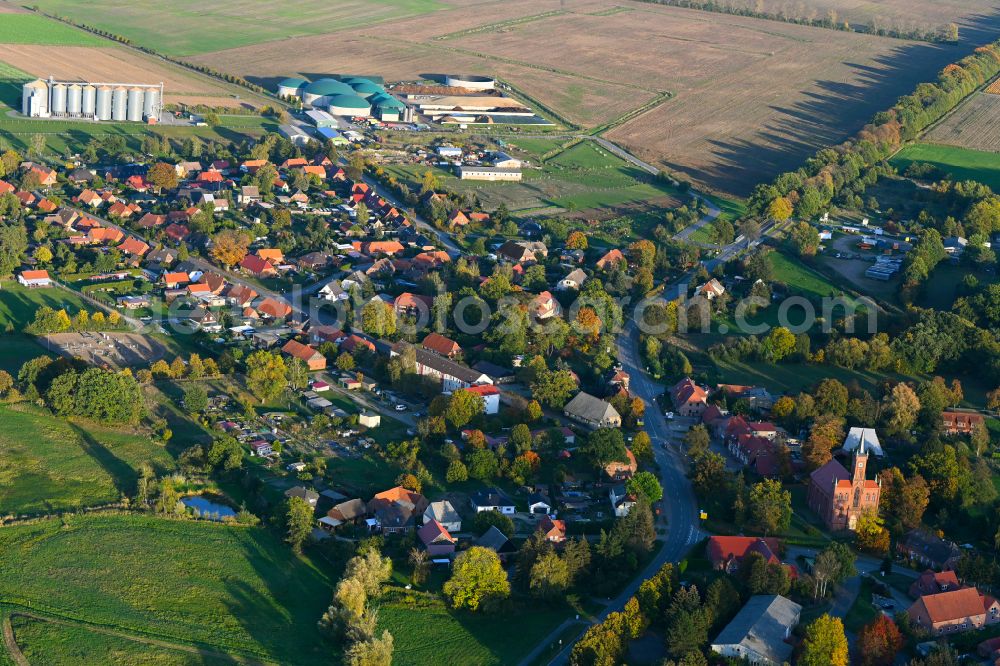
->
<box><xmin>194</xmin><ymin>0</ymin><xmax>969</xmax><ymax>196</ymax></box>
<box><xmin>639</xmin><ymin>0</ymin><xmax>1000</xmax><ymax>45</ymax></box>
<box><xmin>0</xmin><ymin>44</ymin><xmax>250</xmax><ymax>107</ymax></box>
<box><xmin>925</xmin><ymin>92</ymin><xmax>1000</xmax><ymax>152</ymax></box>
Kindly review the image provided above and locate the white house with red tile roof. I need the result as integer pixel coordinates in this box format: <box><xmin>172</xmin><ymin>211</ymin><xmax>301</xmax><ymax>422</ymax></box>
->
<box><xmin>17</xmin><ymin>269</ymin><xmax>52</xmax><ymax>287</ymax></box>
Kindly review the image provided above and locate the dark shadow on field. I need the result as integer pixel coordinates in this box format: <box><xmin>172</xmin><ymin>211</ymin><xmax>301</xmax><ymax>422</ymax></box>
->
<box><xmin>667</xmin><ymin>8</ymin><xmax>1000</xmax><ymax>197</ymax></box>
<box><xmin>68</xmin><ymin>422</ymin><xmax>136</xmax><ymax>496</ymax></box>
<box><xmin>220</xmin><ymin>529</ymin><xmax>340</xmax><ymax>664</ymax></box>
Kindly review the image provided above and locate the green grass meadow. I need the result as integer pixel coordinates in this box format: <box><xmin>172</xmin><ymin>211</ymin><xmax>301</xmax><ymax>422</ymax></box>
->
<box><xmin>10</xmin><ymin>614</ymin><xmax>232</xmax><ymax>666</ymax></box>
<box><xmin>379</xmin><ymin>593</ymin><xmax>571</xmax><ymax>666</ymax></box>
<box><xmin>891</xmin><ymin>142</ymin><xmax>1000</xmax><ymax>192</ymax></box>
<box><xmin>0</xmin><ymin>14</ymin><xmax>105</xmax><ymax>46</ymax></box>
<box><xmin>28</xmin><ymin>0</ymin><xmax>447</xmax><ymax>56</ymax></box>
<box><xmin>0</xmin><ymin>514</ymin><xmax>335</xmax><ymax>663</ymax></box>
<box><xmin>0</xmin><ymin>403</ymin><xmax>175</xmax><ymax>515</ymax></box>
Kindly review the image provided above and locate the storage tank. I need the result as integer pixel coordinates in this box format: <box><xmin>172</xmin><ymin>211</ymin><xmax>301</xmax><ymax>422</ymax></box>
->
<box><xmin>81</xmin><ymin>85</ymin><xmax>96</xmax><ymax>117</ymax></box>
<box><xmin>111</xmin><ymin>86</ymin><xmax>127</xmax><ymax>120</ymax></box>
<box><xmin>50</xmin><ymin>83</ymin><xmax>67</xmax><ymax>116</ymax></box>
<box><xmin>21</xmin><ymin>79</ymin><xmax>48</xmax><ymax>117</ymax></box>
<box><xmin>126</xmin><ymin>87</ymin><xmax>143</xmax><ymax>121</ymax></box>
<box><xmin>142</xmin><ymin>88</ymin><xmax>159</xmax><ymax>119</ymax></box>
<box><xmin>95</xmin><ymin>86</ymin><xmax>112</xmax><ymax>120</ymax></box>
<box><xmin>66</xmin><ymin>84</ymin><xmax>82</xmax><ymax>116</ymax></box>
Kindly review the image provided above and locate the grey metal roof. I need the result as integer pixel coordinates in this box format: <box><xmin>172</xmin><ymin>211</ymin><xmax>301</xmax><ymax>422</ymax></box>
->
<box><xmin>712</xmin><ymin>595</ymin><xmax>801</xmax><ymax>665</ymax></box>
<box><xmin>563</xmin><ymin>391</ymin><xmax>619</xmax><ymax>423</ymax></box>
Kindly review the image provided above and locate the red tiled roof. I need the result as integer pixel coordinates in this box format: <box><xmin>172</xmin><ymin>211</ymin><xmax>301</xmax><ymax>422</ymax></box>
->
<box><xmin>917</xmin><ymin>587</ymin><xmax>989</xmax><ymax>624</ymax></box>
<box><xmin>422</xmin><ymin>332</ymin><xmax>460</xmax><ymax>356</ymax></box>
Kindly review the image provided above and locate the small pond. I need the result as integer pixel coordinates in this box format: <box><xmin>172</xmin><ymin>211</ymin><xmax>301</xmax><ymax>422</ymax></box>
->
<box><xmin>182</xmin><ymin>494</ymin><xmax>237</xmax><ymax>521</ymax></box>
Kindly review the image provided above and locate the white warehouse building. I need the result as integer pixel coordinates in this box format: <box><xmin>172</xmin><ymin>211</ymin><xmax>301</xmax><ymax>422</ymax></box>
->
<box><xmin>22</xmin><ymin>78</ymin><xmax>163</xmax><ymax>121</ymax></box>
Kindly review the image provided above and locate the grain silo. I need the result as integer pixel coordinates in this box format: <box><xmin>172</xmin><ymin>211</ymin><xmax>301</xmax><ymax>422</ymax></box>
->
<box><xmin>81</xmin><ymin>85</ymin><xmax>96</xmax><ymax>117</ymax></box>
<box><xmin>111</xmin><ymin>86</ymin><xmax>127</xmax><ymax>120</ymax></box>
<box><xmin>126</xmin><ymin>87</ymin><xmax>144</xmax><ymax>121</ymax></box>
<box><xmin>50</xmin><ymin>83</ymin><xmax>67</xmax><ymax>116</ymax></box>
<box><xmin>96</xmin><ymin>86</ymin><xmax>112</xmax><ymax>120</ymax></box>
<box><xmin>142</xmin><ymin>87</ymin><xmax>159</xmax><ymax>119</ymax></box>
<box><xmin>66</xmin><ymin>84</ymin><xmax>82</xmax><ymax>116</ymax></box>
<box><xmin>21</xmin><ymin>79</ymin><xmax>48</xmax><ymax>117</ymax></box>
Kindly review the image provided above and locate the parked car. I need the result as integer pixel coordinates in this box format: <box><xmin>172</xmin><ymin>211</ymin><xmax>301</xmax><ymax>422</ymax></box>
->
<box><xmin>665</xmin><ymin>411</ymin><xmax>675</xmax><ymax>420</ymax></box>
<box><xmin>394</xmin><ymin>404</ymin><xmax>407</xmax><ymax>412</ymax></box>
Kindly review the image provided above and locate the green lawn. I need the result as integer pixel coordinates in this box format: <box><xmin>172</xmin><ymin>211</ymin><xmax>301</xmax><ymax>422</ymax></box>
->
<box><xmin>10</xmin><ymin>614</ymin><xmax>233</xmax><ymax>666</ymax></box>
<box><xmin>0</xmin><ymin>403</ymin><xmax>176</xmax><ymax>515</ymax></box>
<box><xmin>28</xmin><ymin>0</ymin><xmax>447</xmax><ymax>56</ymax></box>
<box><xmin>378</xmin><ymin>591</ymin><xmax>571</xmax><ymax>666</ymax></box>
<box><xmin>0</xmin><ymin>514</ymin><xmax>334</xmax><ymax>663</ymax></box>
<box><xmin>0</xmin><ymin>281</ymin><xmax>96</xmax><ymax>329</ymax></box>
<box><xmin>890</xmin><ymin>143</ymin><xmax>1000</xmax><ymax>192</ymax></box>
<box><xmin>768</xmin><ymin>251</ymin><xmax>847</xmax><ymax>300</ymax></box>
<box><xmin>0</xmin><ymin>14</ymin><xmax>105</xmax><ymax>46</ymax></box>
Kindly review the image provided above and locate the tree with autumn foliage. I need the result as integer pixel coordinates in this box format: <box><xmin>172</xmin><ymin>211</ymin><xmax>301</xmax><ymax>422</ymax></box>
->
<box><xmin>803</xmin><ymin>414</ymin><xmax>845</xmax><ymax>470</ymax></box>
<box><xmin>147</xmin><ymin>161</ymin><xmax>178</xmax><ymax>192</ymax></box>
<box><xmin>767</xmin><ymin>196</ymin><xmax>794</xmax><ymax>221</ymax></box>
<box><xmin>566</xmin><ymin>231</ymin><xmax>588</xmax><ymax>250</ymax></box>
<box><xmin>210</xmin><ymin>229</ymin><xmax>251</xmax><ymax>268</ymax></box>
<box><xmin>800</xmin><ymin>614</ymin><xmax>849</xmax><ymax>666</ymax></box>
<box><xmin>857</xmin><ymin>615</ymin><xmax>903</xmax><ymax>666</ymax></box>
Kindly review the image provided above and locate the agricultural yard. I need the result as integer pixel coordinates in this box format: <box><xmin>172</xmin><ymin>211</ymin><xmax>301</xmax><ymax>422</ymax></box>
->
<box><xmin>381</xmin><ymin>140</ymin><xmax>681</xmax><ymax>218</ymax></box>
<box><xmin>182</xmin><ymin>0</ymin><xmax>971</xmax><ymax>196</ymax></box>
<box><xmin>925</xmin><ymin>92</ymin><xmax>1000</xmax><ymax>152</ymax></box>
<box><xmin>0</xmin><ymin>514</ymin><xmax>335</xmax><ymax>664</ymax></box>
<box><xmin>890</xmin><ymin>142</ymin><xmax>1000</xmax><ymax>192</ymax></box>
<box><xmin>0</xmin><ymin>403</ymin><xmax>175</xmax><ymax>516</ymax></box>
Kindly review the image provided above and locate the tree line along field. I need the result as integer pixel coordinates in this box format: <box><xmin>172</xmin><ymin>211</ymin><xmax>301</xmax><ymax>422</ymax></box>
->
<box><xmin>0</xmin><ymin>403</ymin><xmax>175</xmax><ymax>516</ymax></box>
<box><xmin>890</xmin><ymin>142</ymin><xmax>1000</xmax><ymax>192</ymax></box>
<box><xmin>0</xmin><ymin>514</ymin><xmax>335</xmax><ymax>664</ymax></box>
<box><xmin>185</xmin><ymin>0</ymin><xmax>970</xmax><ymax>196</ymax></box>
<box><xmin>924</xmin><ymin>91</ymin><xmax>1000</xmax><ymax>152</ymax></box>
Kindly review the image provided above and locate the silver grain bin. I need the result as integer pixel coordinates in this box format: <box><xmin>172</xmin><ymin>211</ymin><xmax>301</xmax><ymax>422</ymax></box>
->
<box><xmin>142</xmin><ymin>88</ymin><xmax>159</xmax><ymax>119</ymax></box>
<box><xmin>126</xmin><ymin>87</ymin><xmax>143</xmax><ymax>121</ymax></box>
<box><xmin>81</xmin><ymin>85</ymin><xmax>96</xmax><ymax>117</ymax></box>
<box><xmin>66</xmin><ymin>84</ymin><xmax>82</xmax><ymax>116</ymax></box>
<box><xmin>21</xmin><ymin>79</ymin><xmax>48</xmax><ymax>116</ymax></box>
<box><xmin>111</xmin><ymin>86</ymin><xmax>127</xmax><ymax>120</ymax></box>
<box><xmin>50</xmin><ymin>83</ymin><xmax>67</xmax><ymax>116</ymax></box>
<box><xmin>96</xmin><ymin>86</ymin><xmax>112</xmax><ymax>120</ymax></box>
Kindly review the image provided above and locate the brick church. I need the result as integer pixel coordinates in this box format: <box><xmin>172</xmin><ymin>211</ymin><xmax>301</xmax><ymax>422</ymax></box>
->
<box><xmin>807</xmin><ymin>445</ymin><xmax>880</xmax><ymax>531</ymax></box>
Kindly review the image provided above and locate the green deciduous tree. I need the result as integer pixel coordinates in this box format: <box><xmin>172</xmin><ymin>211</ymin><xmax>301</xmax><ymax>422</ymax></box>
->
<box><xmin>443</xmin><ymin>546</ymin><xmax>510</xmax><ymax>612</ymax></box>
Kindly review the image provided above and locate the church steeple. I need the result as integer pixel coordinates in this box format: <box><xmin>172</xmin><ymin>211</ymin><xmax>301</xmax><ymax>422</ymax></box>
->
<box><xmin>852</xmin><ymin>442</ymin><xmax>869</xmax><ymax>485</ymax></box>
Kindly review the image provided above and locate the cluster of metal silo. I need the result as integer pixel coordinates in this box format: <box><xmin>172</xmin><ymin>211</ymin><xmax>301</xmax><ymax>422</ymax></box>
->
<box><xmin>22</xmin><ymin>78</ymin><xmax>163</xmax><ymax>121</ymax></box>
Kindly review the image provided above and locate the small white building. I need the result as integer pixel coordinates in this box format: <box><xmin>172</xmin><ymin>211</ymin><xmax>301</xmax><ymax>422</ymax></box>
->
<box><xmin>17</xmin><ymin>269</ymin><xmax>52</xmax><ymax>287</ymax></box>
<box><xmin>436</xmin><ymin>145</ymin><xmax>463</xmax><ymax>158</ymax></box>
<box><xmin>359</xmin><ymin>412</ymin><xmax>382</xmax><ymax>428</ymax></box>
<box><xmin>457</xmin><ymin>165</ymin><xmax>522</xmax><ymax>182</ymax></box>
